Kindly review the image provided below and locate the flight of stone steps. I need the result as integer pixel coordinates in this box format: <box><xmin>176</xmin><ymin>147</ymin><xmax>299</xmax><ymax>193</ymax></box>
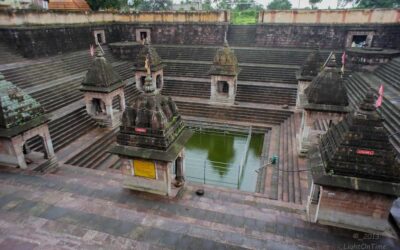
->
<box><xmin>345</xmin><ymin>72</ymin><xmax>400</xmax><ymax>153</ymax></box>
<box><xmin>1</xmin><ymin>165</ymin><xmax>397</xmax><ymax>249</ymax></box>
<box><xmin>0</xmin><ymin>41</ymin><xmax>25</xmax><ymax>64</ymax></box>
<box><xmin>1</xmin><ymin>47</ymin><xmax>131</xmax><ymax>90</ymax></box>
<box><xmin>265</xmin><ymin>114</ymin><xmax>307</xmax><ymax>205</ymax></box>
<box><xmin>161</xmin><ymin>79</ymin><xmax>211</xmax><ymax>99</ymax></box>
<box><xmin>374</xmin><ymin>57</ymin><xmax>400</xmax><ymax>92</ymax></box>
<box><xmin>236</xmin><ymin>85</ymin><xmax>297</xmax><ymax>106</ymax></box>
<box><xmin>176</xmin><ymin>101</ymin><xmax>293</xmax><ymax>125</ymax></box>
<box><xmin>27</xmin><ymin>108</ymin><xmax>98</xmax><ymax>153</ymax></box>
<box><xmin>164</xmin><ymin>62</ymin><xmax>299</xmax><ymax>84</ymax></box>
<box><xmin>155</xmin><ymin>45</ymin><xmax>322</xmax><ymax>66</ymax></box>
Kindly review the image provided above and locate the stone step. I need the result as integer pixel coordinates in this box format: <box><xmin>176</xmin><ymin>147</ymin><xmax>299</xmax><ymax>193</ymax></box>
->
<box><xmin>175</xmin><ymin>101</ymin><xmax>293</xmax><ymax>125</ymax></box>
<box><xmin>1</xmin><ymin>164</ymin><xmax>390</xmax><ymax>249</ymax></box>
<box><xmin>65</xmin><ymin>129</ymin><xmax>117</xmax><ymax>169</ymax></box>
<box><xmin>236</xmin><ymin>85</ymin><xmax>297</xmax><ymax>106</ymax></box>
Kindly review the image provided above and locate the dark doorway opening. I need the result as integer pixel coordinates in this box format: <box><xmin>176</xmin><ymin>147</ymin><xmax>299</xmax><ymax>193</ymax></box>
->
<box><xmin>97</xmin><ymin>33</ymin><xmax>103</xmax><ymax>44</ymax></box>
<box><xmin>217</xmin><ymin>81</ymin><xmax>229</xmax><ymax>95</ymax></box>
<box><xmin>352</xmin><ymin>35</ymin><xmax>367</xmax><ymax>47</ymax></box>
<box><xmin>140</xmin><ymin>32</ymin><xmax>147</xmax><ymax>41</ymax></box>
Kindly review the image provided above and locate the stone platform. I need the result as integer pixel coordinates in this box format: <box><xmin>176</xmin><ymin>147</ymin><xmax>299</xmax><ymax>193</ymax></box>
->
<box><xmin>0</xmin><ymin>165</ymin><xmax>398</xmax><ymax>249</ymax></box>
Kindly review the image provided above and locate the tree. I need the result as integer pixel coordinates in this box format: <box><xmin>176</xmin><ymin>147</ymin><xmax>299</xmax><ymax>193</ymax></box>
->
<box><xmin>309</xmin><ymin>0</ymin><xmax>322</xmax><ymax>9</ymax></box>
<box><xmin>87</xmin><ymin>0</ymin><xmax>128</xmax><ymax>10</ymax></box>
<box><xmin>336</xmin><ymin>0</ymin><xmax>400</xmax><ymax>8</ymax></box>
<box><xmin>134</xmin><ymin>0</ymin><xmax>173</xmax><ymax>11</ymax></box>
<box><xmin>267</xmin><ymin>0</ymin><xmax>292</xmax><ymax>10</ymax></box>
<box><xmin>202</xmin><ymin>0</ymin><xmax>213</xmax><ymax>10</ymax></box>
<box><xmin>217</xmin><ymin>0</ymin><xmax>232</xmax><ymax>10</ymax></box>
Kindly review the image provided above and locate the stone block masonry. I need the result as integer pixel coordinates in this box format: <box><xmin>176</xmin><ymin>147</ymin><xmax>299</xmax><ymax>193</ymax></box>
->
<box><xmin>0</xmin><ymin>23</ymin><xmax>227</xmax><ymax>58</ymax></box>
<box><xmin>317</xmin><ymin>186</ymin><xmax>396</xmax><ymax>233</ymax></box>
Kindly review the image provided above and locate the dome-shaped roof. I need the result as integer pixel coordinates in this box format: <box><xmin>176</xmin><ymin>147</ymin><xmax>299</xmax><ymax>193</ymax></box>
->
<box><xmin>304</xmin><ymin>56</ymin><xmax>348</xmax><ymax>108</ymax></box>
<box><xmin>299</xmin><ymin>49</ymin><xmax>323</xmax><ymax>78</ymax></box>
<box><xmin>117</xmin><ymin>74</ymin><xmax>184</xmax><ymax>150</ymax></box>
<box><xmin>81</xmin><ymin>48</ymin><xmax>124</xmax><ymax>93</ymax></box>
<box><xmin>209</xmin><ymin>41</ymin><xmax>239</xmax><ymax>76</ymax></box>
<box><xmin>135</xmin><ymin>40</ymin><xmax>164</xmax><ymax>72</ymax></box>
<box><xmin>320</xmin><ymin>90</ymin><xmax>400</xmax><ymax>182</ymax></box>
<box><xmin>0</xmin><ymin>73</ymin><xmax>45</xmax><ymax>130</ymax></box>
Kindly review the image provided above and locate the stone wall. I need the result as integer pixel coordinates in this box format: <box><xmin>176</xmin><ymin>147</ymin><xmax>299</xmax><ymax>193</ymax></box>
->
<box><xmin>0</xmin><ymin>23</ymin><xmax>227</xmax><ymax>58</ymax></box>
<box><xmin>317</xmin><ymin>186</ymin><xmax>395</xmax><ymax>233</ymax></box>
<box><xmin>254</xmin><ymin>24</ymin><xmax>400</xmax><ymax>49</ymax></box>
<box><xmin>0</xmin><ymin>10</ymin><xmax>229</xmax><ymax>26</ymax></box>
<box><xmin>258</xmin><ymin>9</ymin><xmax>400</xmax><ymax>24</ymax></box>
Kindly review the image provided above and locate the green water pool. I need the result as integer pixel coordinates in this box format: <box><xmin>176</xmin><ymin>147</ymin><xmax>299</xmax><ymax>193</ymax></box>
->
<box><xmin>184</xmin><ymin>129</ymin><xmax>264</xmax><ymax>192</ymax></box>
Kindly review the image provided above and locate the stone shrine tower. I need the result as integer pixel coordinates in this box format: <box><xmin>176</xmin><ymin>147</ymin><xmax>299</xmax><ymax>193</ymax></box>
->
<box><xmin>307</xmin><ymin>91</ymin><xmax>400</xmax><ymax>234</ymax></box>
<box><xmin>298</xmin><ymin>54</ymin><xmax>350</xmax><ymax>156</ymax></box>
<box><xmin>134</xmin><ymin>39</ymin><xmax>165</xmax><ymax>93</ymax></box>
<box><xmin>110</xmin><ymin>60</ymin><xmax>192</xmax><ymax>197</ymax></box>
<box><xmin>208</xmin><ymin>41</ymin><xmax>240</xmax><ymax>104</ymax></box>
<box><xmin>296</xmin><ymin>49</ymin><xmax>323</xmax><ymax>108</ymax></box>
<box><xmin>81</xmin><ymin>47</ymin><xmax>126</xmax><ymax>128</ymax></box>
<box><xmin>0</xmin><ymin>74</ymin><xmax>57</xmax><ymax>171</ymax></box>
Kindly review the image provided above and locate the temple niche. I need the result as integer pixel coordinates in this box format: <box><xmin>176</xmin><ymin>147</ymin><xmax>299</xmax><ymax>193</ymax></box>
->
<box><xmin>307</xmin><ymin>91</ymin><xmax>400</xmax><ymax>234</ymax></box>
<box><xmin>110</xmin><ymin>61</ymin><xmax>192</xmax><ymax>197</ymax></box>
<box><xmin>80</xmin><ymin>47</ymin><xmax>126</xmax><ymax>128</ymax></box>
<box><xmin>209</xmin><ymin>41</ymin><xmax>240</xmax><ymax>104</ymax></box>
<box><xmin>298</xmin><ymin>53</ymin><xmax>350</xmax><ymax>156</ymax></box>
<box><xmin>134</xmin><ymin>39</ymin><xmax>165</xmax><ymax>93</ymax></box>
<box><xmin>0</xmin><ymin>74</ymin><xmax>57</xmax><ymax>171</ymax></box>
<box><xmin>296</xmin><ymin>49</ymin><xmax>323</xmax><ymax>108</ymax></box>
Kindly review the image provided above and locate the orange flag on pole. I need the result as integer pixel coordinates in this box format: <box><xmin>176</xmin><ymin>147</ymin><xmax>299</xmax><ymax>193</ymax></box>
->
<box><xmin>375</xmin><ymin>85</ymin><xmax>384</xmax><ymax>108</ymax></box>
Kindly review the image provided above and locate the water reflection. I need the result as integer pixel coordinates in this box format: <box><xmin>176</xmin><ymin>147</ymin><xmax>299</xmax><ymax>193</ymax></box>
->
<box><xmin>185</xmin><ymin>130</ymin><xmax>264</xmax><ymax>192</ymax></box>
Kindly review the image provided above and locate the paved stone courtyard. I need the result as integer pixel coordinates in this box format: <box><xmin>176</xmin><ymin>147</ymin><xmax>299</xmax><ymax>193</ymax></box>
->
<box><xmin>0</xmin><ymin>165</ymin><xmax>398</xmax><ymax>249</ymax></box>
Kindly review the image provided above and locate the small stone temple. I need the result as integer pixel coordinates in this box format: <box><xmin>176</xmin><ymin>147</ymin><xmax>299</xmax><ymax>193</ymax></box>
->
<box><xmin>134</xmin><ymin>39</ymin><xmax>165</xmax><ymax>92</ymax></box>
<box><xmin>110</xmin><ymin>61</ymin><xmax>192</xmax><ymax>197</ymax></box>
<box><xmin>298</xmin><ymin>54</ymin><xmax>350</xmax><ymax>156</ymax></box>
<box><xmin>208</xmin><ymin>41</ymin><xmax>240</xmax><ymax>104</ymax></box>
<box><xmin>307</xmin><ymin>90</ymin><xmax>400</xmax><ymax>233</ymax></box>
<box><xmin>296</xmin><ymin>49</ymin><xmax>323</xmax><ymax>108</ymax></box>
<box><xmin>0</xmin><ymin>73</ymin><xmax>57</xmax><ymax>171</ymax></box>
<box><xmin>80</xmin><ymin>47</ymin><xmax>126</xmax><ymax>128</ymax></box>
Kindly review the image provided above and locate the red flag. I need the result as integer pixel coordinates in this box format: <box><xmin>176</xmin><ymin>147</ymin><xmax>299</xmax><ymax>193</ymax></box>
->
<box><xmin>341</xmin><ymin>51</ymin><xmax>346</xmax><ymax>65</ymax></box>
<box><xmin>375</xmin><ymin>85</ymin><xmax>384</xmax><ymax>108</ymax></box>
<box><xmin>90</xmin><ymin>44</ymin><xmax>94</xmax><ymax>57</ymax></box>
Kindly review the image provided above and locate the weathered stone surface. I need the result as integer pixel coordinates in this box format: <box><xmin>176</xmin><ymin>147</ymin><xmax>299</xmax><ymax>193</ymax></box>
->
<box><xmin>298</xmin><ymin>49</ymin><xmax>323</xmax><ymax>80</ymax></box>
<box><xmin>319</xmin><ymin>90</ymin><xmax>400</xmax><ymax>182</ymax></box>
<box><xmin>208</xmin><ymin>41</ymin><xmax>239</xmax><ymax>76</ymax></box>
<box><xmin>304</xmin><ymin>55</ymin><xmax>349</xmax><ymax>110</ymax></box>
<box><xmin>134</xmin><ymin>40</ymin><xmax>164</xmax><ymax>72</ymax></box>
<box><xmin>0</xmin><ymin>74</ymin><xmax>44</xmax><ymax>129</ymax></box>
<box><xmin>81</xmin><ymin>48</ymin><xmax>124</xmax><ymax>93</ymax></box>
<box><xmin>117</xmin><ymin>74</ymin><xmax>185</xmax><ymax>151</ymax></box>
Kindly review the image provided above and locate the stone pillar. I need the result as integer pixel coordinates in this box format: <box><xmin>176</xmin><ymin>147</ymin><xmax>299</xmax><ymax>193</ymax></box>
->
<box><xmin>296</xmin><ymin>79</ymin><xmax>312</xmax><ymax>109</ymax></box>
<box><xmin>119</xmin><ymin>92</ymin><xmax>126</xmax><ymax>112</ymax></box>
<box><xmin>11</xmin><ymin>136</ymin><xmax>27</xmax><ymax>169</ymax></box>
<box><xmin>105</xmin><ymin>98</ymin><xmax>113</xmax><ymax>120</ymax></box>
<box><xmin>41</xmin><ymin>126</ymin><xmax>55</xmax><ymax>159</ymax></box>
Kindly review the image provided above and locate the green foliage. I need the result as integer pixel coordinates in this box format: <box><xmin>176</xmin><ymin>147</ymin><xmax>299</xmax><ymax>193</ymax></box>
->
<box><xmin>309</xmin><ymin>0</ymin><xmax>322</xmax><ymax>9</ymax></box>
<box><xmin>337</xmin><ymin>0</ymin><xmax>400</xmax><ymax>8</ymax></box>
<box><xmin>131</xmin><ymin>0</ymin><xmax>173</xmax><ymax>11</ymax></box>
<box><xmin>87</xmin><ymin>0</ymin><xmax>128</xmax><ymax>11</ymax></box>
<box><xmin>232</xmin><ymin>9</ymin><xmax>257</xmax><ymax>24</ymax></box>
<box><xmin>202</xmin><ymin>0</ymin><xmax>213</xmax><ymax>10</ymax></box>
<box><xmin>217</xmin><ymin>0</ymin><xmax>232</xmax><ymax>10</ymax></box>
<box><xmin>267</xmin><ymin>0</ymin><xmax>292</xmax><ymax>10</ymax></box>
